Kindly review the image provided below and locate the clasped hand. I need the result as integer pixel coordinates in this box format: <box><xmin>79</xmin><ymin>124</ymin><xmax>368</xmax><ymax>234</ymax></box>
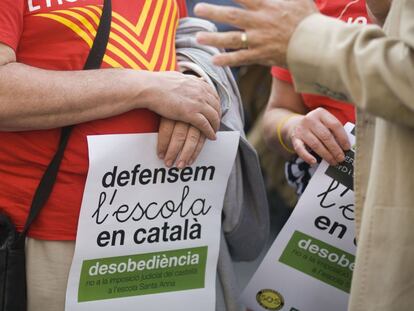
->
<box><xmin>148</xmin><ymin>71</ymin><xmax>221</xmax><ymax>169</ymax></box>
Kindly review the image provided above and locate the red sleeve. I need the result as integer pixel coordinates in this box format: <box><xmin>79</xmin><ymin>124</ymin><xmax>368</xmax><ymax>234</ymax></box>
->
<box><xmin>271</xmin><ymin>66</ymin><xmax>294</xmax><ymax>84</ymax></box>
<box><xmin>0</xmin><ymin>0</ymin><xmax>24</xmax><ymax>51</ymax></box>
<box><xmin>176</xmin><ymin>0</ymin><xmax>188</xmax><ymax>18</ymax></box>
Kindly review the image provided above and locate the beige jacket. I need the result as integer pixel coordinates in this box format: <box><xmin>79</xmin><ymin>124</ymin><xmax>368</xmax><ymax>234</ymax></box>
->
<box><xmin>287</xmin><ymin>0</ymin><xmax>414</xmax><ymax>310</ymax></box>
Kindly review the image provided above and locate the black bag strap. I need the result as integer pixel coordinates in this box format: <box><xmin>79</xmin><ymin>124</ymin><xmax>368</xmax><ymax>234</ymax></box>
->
<box><xmin>83</xmin><ymin>0</ymin><xmax>112</xmax><ymax>71</ymax></box>
<box><xmin>20</xmin><ymin>0</ymin><xmax>112</xmax><ymax>237</ymax></box>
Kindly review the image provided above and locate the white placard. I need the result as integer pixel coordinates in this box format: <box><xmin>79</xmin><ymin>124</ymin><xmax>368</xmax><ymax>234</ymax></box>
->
<box><xmin>242</xmin><ymin>123</ymin><xmax>356</xmax><ymax>311</ymax></box>
<box><xmin>65</xmin><ymin>132</ymin><xmax>240</xmax><ymax>311</ymax></box>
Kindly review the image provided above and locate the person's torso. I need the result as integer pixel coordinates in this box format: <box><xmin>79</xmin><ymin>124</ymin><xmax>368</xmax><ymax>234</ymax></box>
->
<box><xmin>316</xmin><ymin>0</ymin><xmax>369</xmax><ymax>25</ymax></box>
<box><xmin>354</xmin><ymin>0</ymin><xmax>412</xmax><ymax>231</ymax></box>
<box><xmin>0</xmin><ymin>0</ymin><xmax>185</xmax><ymax>240</ymax></box>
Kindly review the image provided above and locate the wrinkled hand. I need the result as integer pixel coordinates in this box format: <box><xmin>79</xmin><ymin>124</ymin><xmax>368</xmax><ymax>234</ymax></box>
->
<box><xmin>157</xmin><ymin>118</ymin><xmax>206</xmax><ymax>168</ymax></box>
<box><xmin>287</xmin><ymin>108</ymin><xmax>351</xmax><ymax>166</ymax></box>
<box><xmin>366</xmin><ymin>0</ymin><xmax>392</xmax><ymax>25</ymax></box>
<box><xmin>194</xmin><ymin>0</ymin><xmax>317</xmax><ymax>67</ymax></box>
<box><xmin>146</xmin><ymin>71</ymin><xmax>221</xmax><ymax>140</ymax></box>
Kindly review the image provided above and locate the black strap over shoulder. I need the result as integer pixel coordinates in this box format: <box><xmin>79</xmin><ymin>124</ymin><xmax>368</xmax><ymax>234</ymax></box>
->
<box><xmin>21</xmin><ymin>0</ymin><xmax>112</xmax><ymax>237</ymax></box>
<box><xmin>83</xmin><ymin>0</ymin><xmax>112</xmax><ymax>71</ymax></box>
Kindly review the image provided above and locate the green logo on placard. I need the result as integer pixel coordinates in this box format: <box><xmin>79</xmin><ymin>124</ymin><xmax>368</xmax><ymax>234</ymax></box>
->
<box><xmin>78</xmin><ymin>246</ymin><xmax>207</xmax><ymax>302</ymax></box>
<box><xmin>279</xmin><ymin>231</ymin><xmax>354</xmax><ymax>293</ymax></box>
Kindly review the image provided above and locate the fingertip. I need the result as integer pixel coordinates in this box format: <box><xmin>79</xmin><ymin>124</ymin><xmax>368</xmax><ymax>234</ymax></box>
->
<box><xmin>158</xmin><ymin>153</ymin><xmax>165</xmax><ymax>160</ymax></box>
<box><xmin>302</xmin><ymin>156</ymin><xmax>316</xmax><ymax>166</ymax></box>
<box><xmin>193</xmin><ymin>3</ymin><xmax>207</xmax><ymax>16</ymax></box>
<box><xmin>300</xmin><ymin>151</ymin><xmax>317</xmax><ymax>166</ymax></box>
<box><xmin>212</xmin><ymin>55</ymin><xmax>226</xmax><ymax>67</ymax></box>
<box><xmin>196</xmin><ymin>32</ymin><xmax>207</xmax><ymax>44</ymax></box>
<box><xmin>165</xmin><ymin>159</ymin><xmax>173</xmax><ymax>167</ymax></box>
<box><xmin>337</xmin><ymin>153</ymin><xmax>345</xmax><ymax>163</ymax></box>
<box><xmin>205</xmin><ymin>129</ymin><xmax>216</xmax><ymax>140</ymax></box>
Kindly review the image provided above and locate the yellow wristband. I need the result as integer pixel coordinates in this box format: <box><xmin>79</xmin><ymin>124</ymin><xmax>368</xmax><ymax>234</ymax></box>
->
<box><xmin>277</xmin><ymin>113</ymin><xmax>300</xmax><ymax>154</ymax></box>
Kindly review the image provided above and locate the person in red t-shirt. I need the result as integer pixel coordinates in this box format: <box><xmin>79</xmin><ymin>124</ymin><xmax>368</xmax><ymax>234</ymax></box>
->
<box><xmin>262</xmin><ymin>0</ymin><xmax>370</xmax><ymax>194</ymax></box>
<box><xmin>0</xmin><ymin>1</ymin><xmax>221</xmax><ymax>309</ymax></box>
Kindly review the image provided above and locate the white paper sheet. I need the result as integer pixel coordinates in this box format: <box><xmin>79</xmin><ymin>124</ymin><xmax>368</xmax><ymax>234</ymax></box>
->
<box><xmin>242</xmin><ymin>123</ymin><xmax>356</xmax><ymax>311</ymax></box>
<box><xmin>65</xmin><ymin>132</ymin><xmax>240</xmax><ymax>311</ymax></box>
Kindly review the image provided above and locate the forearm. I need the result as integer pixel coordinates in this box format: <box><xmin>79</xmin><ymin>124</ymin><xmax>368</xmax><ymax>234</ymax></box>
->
<box><xmin>288</xmin><ymin>14</ymin><xmax>414</xmax><ymax>128</ymax></box>
<box><xmin>0</xmin><ymin>63</ymin><xmax>152</xmax><ymax>131</ymax></box>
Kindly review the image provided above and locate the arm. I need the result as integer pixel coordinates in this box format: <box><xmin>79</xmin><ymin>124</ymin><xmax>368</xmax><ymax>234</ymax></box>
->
<box><xmin>195</xmin><ymin>0</ymin><xmax>414</xmax><ymax>128</ymax></box>
<box><xmin>0</xmin><ymin>43</ymin><xmax>220</xmax><ymax>138</ymax></box>
<box><xmin>263</xmin><ymin>78</ymin><xmax>307</xmax><ymax>158</ymax></box>
<box><xmin>288</xmin><ymin>11</ymin><xmax>414</xmax><ymax>128</ymax></box>
<box><xmin>263</xmin><ymin>78</ymin><xmax>350</xmax><ymax>166</ymax></box>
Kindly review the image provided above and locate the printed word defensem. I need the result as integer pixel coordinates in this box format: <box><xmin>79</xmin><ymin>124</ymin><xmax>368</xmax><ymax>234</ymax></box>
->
<box><xmin>102</xmin><ymin>164</ymin><xmax>216</xmax><ymax>188</ymax></box>
<box><xmin>88</xmin><ymin>251</ymin><xmax>200</xmax><ymax>276</ymax></box>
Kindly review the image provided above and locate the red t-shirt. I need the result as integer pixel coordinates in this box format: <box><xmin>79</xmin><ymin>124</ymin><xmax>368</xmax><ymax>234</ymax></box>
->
<box><xmin>0</xmin><ymin>0</ymin><xmax>187</xmax><ymax>240</ymax></box>
<box><xmin>271</xmin><ymin>0</ymin><xmax>371</xmax><ymax>124</ymax></box>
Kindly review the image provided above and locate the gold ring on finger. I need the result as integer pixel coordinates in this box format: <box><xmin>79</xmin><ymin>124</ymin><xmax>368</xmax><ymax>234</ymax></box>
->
<box><xmin>240</xmin><ymin>32</ymin><xmax>248</xmax><ymax>49</ymax></box>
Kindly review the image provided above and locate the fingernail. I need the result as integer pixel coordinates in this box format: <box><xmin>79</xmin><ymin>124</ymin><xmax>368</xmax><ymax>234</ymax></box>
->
<box><xmin>166</xmin><ymin>160</ymin><xmax>173</xmax><ymax>167</ymax></box>
<box><xmin>196</xmin><ymin>33</ymin><xmax>205</xmax><ymax>44</ymax></box>
<box><xmin>194</xmin><ymin>3</ymin><xmax>207</xmax><ymax>15</ymax></box>
<box><xmin>158</xmin><ymin>153</ymin><xmax>165</xmax><ymax>160</ymax></box>
<box><xmin>213</xmin><ymin>57</ymin><xmax>224</xmax><ymax>67</ymax></box>
<box><xmin>337</xmin><ymin>154</ymin><xmax>345</xmax><ymax>162</ymax></box>
<box><xmin>177</xmin><ymin>161</ymin><xmax>185</xmax><ymax>169</ymax></box>
<box><xmin>188</xmin><ymin>159</ymin><xmax>194</xmax><ymax>166</ymax></box>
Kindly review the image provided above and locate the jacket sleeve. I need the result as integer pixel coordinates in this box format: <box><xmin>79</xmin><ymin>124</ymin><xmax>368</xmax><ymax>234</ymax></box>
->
<box><xmin>287</xmin><ymin>1</ymin><xmax>414</xmax><ymax>128</ymax></box>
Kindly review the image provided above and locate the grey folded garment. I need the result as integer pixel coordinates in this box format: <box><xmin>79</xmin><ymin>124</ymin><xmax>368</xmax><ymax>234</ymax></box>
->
<box><xmin>176</xmin><ymin>17</ymin><xmax>270</xmax><ymax>311</ymax></box>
